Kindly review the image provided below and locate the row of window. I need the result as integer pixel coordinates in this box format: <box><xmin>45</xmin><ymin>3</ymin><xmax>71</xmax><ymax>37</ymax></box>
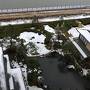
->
<box><xmin>79</xmin><ymin>34</ymin><xmax>88</xmax><ymax>45</ymax></box>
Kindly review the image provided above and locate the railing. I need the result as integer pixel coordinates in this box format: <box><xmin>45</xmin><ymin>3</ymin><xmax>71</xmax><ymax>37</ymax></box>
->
<box><xmin>0</xmin><ymin>5</ymin><xmax>89</xmax><ymax>14</ymax></box>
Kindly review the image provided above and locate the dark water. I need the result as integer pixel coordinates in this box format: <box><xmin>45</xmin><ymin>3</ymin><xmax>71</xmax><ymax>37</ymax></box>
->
<box><xmin>38</xmin><ymin>56</ymin><xmax>90</xmax><ymax>90</ymax></box>
<box><xmin>0</xmin><ymin>0</ymin><xmax>90</xmax><ymax>9</ymax></box>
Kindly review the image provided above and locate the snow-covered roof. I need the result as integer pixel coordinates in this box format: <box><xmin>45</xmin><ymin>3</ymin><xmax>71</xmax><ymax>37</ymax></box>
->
<box><xmin>11</xmin><ymin>68</ymin><xmax>26</xmax><ymax>90</ymax></box>
<box><xmin>40</xmin><ymin>17</ymin><xmax>60</xmax><ymax>22</ymax></box>
<box><xmin>68</xmin><ymin>24</ymin><xmax>90</xmax><ymax>43</ymax></box>
<box><xmin>82</xmin><ymin>25</ymin><xmax>90</xmax><ymax>31</ymax></box>
<box><xmin>78</xmin><ymin>29</ymin><xmax>90</xmax><ymax>43</ymax></box>
<box><xmin>68</xmin><ymin>28</ymin><xmax>80</xmax><ymax>38</ymax></box>
<box><xmin>4</xmin><ymin>55</ymin><xmax>14</xmax><ymax>90</ymax></box>
<box><xmin>0</xmin><ymin>48</ymin><xmax>26</xmax><ymax>90</ymax></box>
<box><xmin>0</xmin><ymin>47</ymin><xmax>7</xmax><ymax>90</ymax></box>
<box><xmin>44</xmin><ymin>25</ymin><xmax>55</xmax><ymax>33</ymax></box>
<box><xmin>69</xmin><ymin>37</ymin><xmax>87</xmax><ymax>58</ymax></box>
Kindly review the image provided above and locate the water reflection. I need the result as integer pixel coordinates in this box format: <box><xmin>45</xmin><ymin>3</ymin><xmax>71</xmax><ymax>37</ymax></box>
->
<box><xmin>38</xmin><ymin>53</ymin><xmax>90</xmax><ymax>90</ymax></box>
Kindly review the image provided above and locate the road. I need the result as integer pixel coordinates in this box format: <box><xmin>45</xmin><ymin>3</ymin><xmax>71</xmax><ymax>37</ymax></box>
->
<box><xmin>0</xmin><ymin>8</ymin><xmax>90</xmax><ymax>20</ymax></box>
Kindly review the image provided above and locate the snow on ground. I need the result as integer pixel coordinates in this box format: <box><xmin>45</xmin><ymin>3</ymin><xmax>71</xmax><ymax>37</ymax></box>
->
<box><xmin>0</xmin><ymin>47</ymin><xmax>7</xmax><ymax>90</ymax></box>
<box><xmin>19</xmin><ymin>32</ymin><xmax>50</xmax><ymax>56</ymax></box>
<box><xmin>67</xmin><ymin>65</ymin><xmax>75</xmax><ymax>69</ymax></box>
<box><xmin>82</xmin><ymin>69</ymin><xmax>89</xmax><ymax>76</ymax></box>
<box><xmin>11</xmin><ymin>60</ymin><xmax>20</xmax><ymax>68</ymax></box>
<box><xmin>63</xmin><ymin>14</ymin><xmax>90</xmax><ymax>20</ymax></box>
<box><xmin>1</xmin><ymin>14</ymin><xmax>90</xmax><ymax>26</ymax></box>
<box><xmin>0</xmin><ymin>37</ymin><xmax>17</xmax><ymax>51</ymax></box>
<box><xmin>41</xmin><ymin>14</ymin><xmax>90</xmax><ymax>22</ymax></box>
<box><xmin>0</xmin><ymin>19</ymin><xmax>32</xmax><ymax>26</ymax></box>
<box><xmin>28</xmin><ymin>86</ymin><xmax>43</xmax><ymax>90</ymax></box>
<box><xmin>21</xmin><ymin>67</ymin><xmax>27</xmax><ymax>81</ymax></box>
<box><xmin>44</xmin><ymin>25</ymin><xmax>55</xmax><ymax>33</ymax></box>
<box><xmin>40</xmin><ymin>17</ymin><xmax>60</xmax><ymax>22</ymax></box>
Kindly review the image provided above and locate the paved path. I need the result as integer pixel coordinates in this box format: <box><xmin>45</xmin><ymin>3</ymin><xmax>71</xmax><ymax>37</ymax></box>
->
<box><xmin>38</xmin><ymin>56</ymin><xmax>86</xmax><ymax>90</ymax></box>
<box><xmin>0</xmin><ymin>8</ymin><xmax>90</xmax><ymax>20</ymax></box>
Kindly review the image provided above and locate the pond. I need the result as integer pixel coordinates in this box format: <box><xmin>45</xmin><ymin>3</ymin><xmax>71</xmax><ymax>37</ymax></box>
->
<box><xmin>37</xmin><ymin>54</ymin><xmax>90</xmax><ymax>90</ymax></box>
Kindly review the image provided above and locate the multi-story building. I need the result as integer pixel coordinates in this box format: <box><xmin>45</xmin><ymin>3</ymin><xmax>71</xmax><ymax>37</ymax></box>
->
<box><xmin>0</xmin><ymin>47</ymin><xmax>26</xmax><ymax>90</ymax></box>
<box><xmin>68</xmin><ymin>27</ymin><xmax>90</xmax><ymax>60</ymax></box>
<box><xmin>79</xmin><ymin>30</ymin><xmax>90</xmax><ymax>52</ymax></box>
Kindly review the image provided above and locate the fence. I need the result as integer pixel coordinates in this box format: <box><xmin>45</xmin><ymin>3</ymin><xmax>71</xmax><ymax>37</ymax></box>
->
<box><xmin>0</xmin><ymin>5</ymin><xmax>89</xmax><ymax>14</ymax></box>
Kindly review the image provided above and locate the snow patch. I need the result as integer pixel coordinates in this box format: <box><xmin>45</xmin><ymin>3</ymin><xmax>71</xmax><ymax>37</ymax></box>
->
<box><xmin>40</xmin><ymin>17</ymin><xmax>59</xmax><ymax>22</ymax></box>
<box><xmin>0</xmin><ymin>19</ymin><xmax>32</xmax><ymax>26</ymax></box>
<box><xmin>67</xmin><ymin>65</ymin><xmax>75</xmax><ymax>69</ymax></box>
<box><xmin>44</xmin><ymin>25</ymin><xmax>55</xmax><ymax>33</ymax></box>
<box><xmin>0</xmin><ymin>14</ymin><xmax>90</xmax><ymax>26</ymax></box>
<box><xmin>27</xmin><ymin>86</ymin><xmax>43</xmax><ymax>90</ymax></box>
<box><xmin>19</xmin><ymin>32</ymin><xmax>50</xmax><ymax>56</ymax></box>
<box><xmin>82</xmin><ymin>69</ymin><xmax>88</xmax><ymax>76</ymax></box>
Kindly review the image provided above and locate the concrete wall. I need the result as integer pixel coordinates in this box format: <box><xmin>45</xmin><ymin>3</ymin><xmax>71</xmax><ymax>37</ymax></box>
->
<box><xmin>86</xmin><ymin>43</ymin><xmax>90</xmax><ymax>51</ymax></box>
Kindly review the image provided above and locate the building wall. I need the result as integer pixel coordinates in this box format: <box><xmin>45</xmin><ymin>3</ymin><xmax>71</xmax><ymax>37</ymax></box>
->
<box><xmin>79</xmin><ymin>34</ymin><xmax>88</xmax><ymax>46</ymax></box>
<box><xmin>79</xmin><ymin>34</ymin><xmax>90</xmax><ymax>52</ymax></box>
<box><xmin>86</xmin><ymin>43</ymin><xmax>90</xmax><ymax>52</ymax></box>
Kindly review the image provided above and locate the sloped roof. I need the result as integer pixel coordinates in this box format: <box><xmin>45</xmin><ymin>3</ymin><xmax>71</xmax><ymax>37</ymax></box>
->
<box><xmin>69</xmin><ymin>37</ymin><xmax>87</xmax><ymax>58</ymax></box>
<box><xmin>78</xmin><ymin>29</ymin><xmax>90</xmax><ymax>43</ymax></box>
<box><xmin>68</xmin><ymin>28</ymin><xmax>80</xmax><ymax>38</ymax></box>
<box><xmin>0</xmin><ymin>47</ymin><xmax>7</xmax><ymax>90</ymax></box>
